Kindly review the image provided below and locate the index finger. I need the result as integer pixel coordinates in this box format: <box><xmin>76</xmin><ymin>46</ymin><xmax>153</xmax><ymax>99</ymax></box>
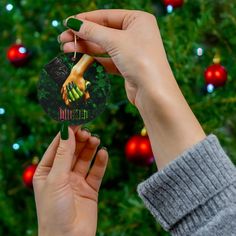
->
<box><xmin>73</xmin><ymin>9</ymin><xmax>132</xmax><ymax>29</ymax></box>
<box><xmin>60</xmin><ymin>9</ymin><xmax>135</xmax><ymax>45</ymax></box>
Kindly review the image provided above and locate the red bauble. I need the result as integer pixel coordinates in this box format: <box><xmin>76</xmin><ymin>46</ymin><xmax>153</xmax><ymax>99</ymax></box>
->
<box><xmin>7</xmin><ymin>43</ymin><xmax>30</xmax><ymax>67</ymax></box>
<box><xmin>125</xmin><ymin>135</ymin><xmax>154</xmax><ymax>166</ymax></box>
<box><xmin>204</xmin><ymin>64</ymin><xmax>227</xmax><ymax>87</ymax></box>
<box><xmin>22</xmin><ymin>164</ymin><xmax>37</xmax><ymax>187</ymax></box>
<box><xmin>163</xmin><ymin>0</ymin><xmax>184</xmax><ymax>8</ymax></box>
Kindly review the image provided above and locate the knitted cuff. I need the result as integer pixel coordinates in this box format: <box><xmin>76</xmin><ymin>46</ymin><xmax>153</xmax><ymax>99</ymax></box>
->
<box><xmin>137</xmin><ymin>135</ymin><xmax>236</xmax><ymax>235</ymax></box>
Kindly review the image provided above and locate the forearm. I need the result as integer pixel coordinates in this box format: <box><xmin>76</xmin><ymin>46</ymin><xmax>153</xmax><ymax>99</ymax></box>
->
<box><xmin>74</xmin><ymin>54</ymin><xmax>94</xmax><ymax>75</ymax></box>
<box><xmin>135</xmin><ymin>64</ymin><xmax>206</xmax><ymax>170</ymax></box>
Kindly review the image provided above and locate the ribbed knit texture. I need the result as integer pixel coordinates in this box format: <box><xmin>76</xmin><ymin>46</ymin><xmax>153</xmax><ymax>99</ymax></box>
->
<box><xmin>137</xmin><ymin>135</ymin><xmax>236</xmax><ymax>236</ymax></box>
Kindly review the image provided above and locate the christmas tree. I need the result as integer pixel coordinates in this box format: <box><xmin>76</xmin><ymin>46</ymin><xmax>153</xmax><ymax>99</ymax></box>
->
<box><xmin>1</xmin><ymin>0</ymin><xmax>236</xmax><ymax>235</ymax></box>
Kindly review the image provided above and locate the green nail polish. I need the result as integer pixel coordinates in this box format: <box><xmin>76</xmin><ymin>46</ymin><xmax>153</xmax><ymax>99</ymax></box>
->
<box><xmin>63</xmin><ymin>19</ymin><xmax>67</xmax><ymax>26</ymax></box>
<box><xmin>57</xmin><ymin>35</ymin><xmax>61</xmax><ymax>43</ymax></box>
<box><xmin>73</xmin><ymin>83</ymin><xmax>83</xmax><ymax>97</ymax></box>
<box><xmin>66</xmin><ymin>18</ymin><xmax>83</xmax><ymax>31</ymax></box>
<box><xmin>101</xmin><ymin>146</ymin><xmax>107</xmax><ymax>151</ymax></box>
<box><xmin>60</xmin><ymin>122</ymin><xmax>68</xmax><ymax>140</ymax></box>
<box><xmin>92</xmin><ymin>133</ymin><xmax>100</xmax><ymax>139</ymax></box>
<box><xmin>67</xmin><ymin>84</ymin><xmax>75</xmax><ymax>101</ymax></box>
<box><xmin>71</xmin><ymin>87</ymin><xmax>80</xmax><ymax>99</ymax></box>
<box><xmin>60</xmin><ymin>43</ymin><xmax>64</xmax><ymax>51</ymax></box>
<box><xmin>81</xmin><ymin>127</ymin><xmax>90</xmax><ymax>133</ymax></box>
<box><xmin>69</xmin><ymin>91</ymin><xmax>75</xmax><ymax>101</ymax></box>
<box><xmin>68</xmin><ymin>82</ymin><xmax>73</xmax><ymax>90</ymax></box>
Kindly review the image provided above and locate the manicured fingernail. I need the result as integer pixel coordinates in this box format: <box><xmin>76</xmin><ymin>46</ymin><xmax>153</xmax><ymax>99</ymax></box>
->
<box><xmin>57</xmin><ymin>35</ymin><xmax>61</xmax><ymax>43</ymax></box>
<box><xmin>92</xmin><ymin>133</ymin><xmax>100</xmax><ymax>139</ymax></box>
<box><xmin>66</xmin><ymin>18</ymin><xmax>83</xmax><ymax>31</ymax></box>
<box><xmin>81</xmin><ymin>127</ymin><xmax>90</xmax><ymax>133</ymax></box>
<box><xmin>101</xmin><ymin>146</ymin><xmax>107</xmax><ymax>151</ymax></box>
<box><xmin>60</xmin><ymin>43</ymin><xmax>64</xmax><ymax>51</ymax></box>
<box><xmin>60</xmin><ymin>122</ymin><xmax>69</xmax><ymax>140</ymax></box>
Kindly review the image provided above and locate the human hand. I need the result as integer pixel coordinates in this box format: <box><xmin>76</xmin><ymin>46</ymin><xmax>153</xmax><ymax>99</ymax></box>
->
<box><xmin>59</xmin><ymin>9</ymin><xmax>173</xmax><ymax>107</ymax></box>
<box><xmin>33</xmin><ymin>126</ymin><xmax>108</xmax><ymax>236</ymax></box>
<box><xmin>59</xmin><ymin>10</ymin><xmax>206</xmax><ymax>170</ymax></box>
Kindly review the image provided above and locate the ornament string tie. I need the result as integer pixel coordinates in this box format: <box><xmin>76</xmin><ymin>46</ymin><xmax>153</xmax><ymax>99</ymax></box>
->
<box><xmin>72</xmin><ymin>34</ymin><xmax>77</xmax><ymax>61</ymax></box>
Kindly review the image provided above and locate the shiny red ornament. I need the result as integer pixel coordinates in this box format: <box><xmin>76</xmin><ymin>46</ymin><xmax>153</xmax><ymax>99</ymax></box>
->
<box><xmin>7</xmin><ymin>43</ymin><xmax>30</xmax><ymax>67</ymax></box>
<box><xmin>22</xmin><ymin>164</ymin><xmax>37</xmax><ymax>187</ymax></box>
<box><xmin>204</xmin><ymin>64</ymin><xmax>227</xmax><ymax>87</ymax></box>
<box><xmin>125</xmin><ymin>135</ymin><xmax>154</xmax><ymax>166</ymax></box>
<box><xmin>163</xmin><ymin>0</ymin><xmax>184</xmax><ymax>8</ymax></box>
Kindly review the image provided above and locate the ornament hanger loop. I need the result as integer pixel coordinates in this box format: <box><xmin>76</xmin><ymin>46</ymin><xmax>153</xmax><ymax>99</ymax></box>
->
<box><xmin>71</xmin><ymin>15</ymin><xmax>78</xmax><ymax>61</ymax></box>
<box><xmin>72</xmin><ymin>34</ymin><xmax>77</xmax><ymax>61</ymax></box>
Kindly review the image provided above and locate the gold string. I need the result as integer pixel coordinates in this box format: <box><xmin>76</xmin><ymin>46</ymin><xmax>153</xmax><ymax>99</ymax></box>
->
<box><xmin>72</xmin><ymin>34</ymin><xmax>77</xmax><ymax>61</ymax></box>
<box><xmin>71</xmin><ymin>15</ymin><xmax>78</xmax><ymax>61</ymax></box>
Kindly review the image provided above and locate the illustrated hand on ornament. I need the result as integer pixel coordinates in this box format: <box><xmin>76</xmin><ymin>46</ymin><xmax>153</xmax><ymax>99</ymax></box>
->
<box><xmin>61</xmin><ymin>54</ymin><xmax>94</xmax><ymax>106</ymax></box>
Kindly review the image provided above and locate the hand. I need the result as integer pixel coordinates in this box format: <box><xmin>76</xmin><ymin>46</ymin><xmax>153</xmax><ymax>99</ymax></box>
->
<box><xmin>59</xmin><ymin>9</ymin><xmax>205</xmax><ymax>170</ymax></box>
<box><xmin>33</xmin><ymin>127</ymin><xmax>108</xmax><ymax>236</ymax></box>
<box><xmin>61</xmin><ymin>54</ymin><xmax>93</xmax><ymax>105</ymax></box>
<box><xmin>59</xmin><ymin>10</ymin><xmax>171</xmax><ymax>106</ymax></box>
<box><xmin>63</xmin><ymin>81</ymin><xmax>90</xmax><ymax>106</ymax></box>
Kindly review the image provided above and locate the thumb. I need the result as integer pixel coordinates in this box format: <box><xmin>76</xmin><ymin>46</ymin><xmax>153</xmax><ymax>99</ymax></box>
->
<box><xmin>66</xmin><ymin>18</ymin><xmax>119</xmax><ymax>51</ymax></box>
<box><xmin>50</xmin><ymin>125</ymin><xmax>76</xmax><ymax>176</ymax></box>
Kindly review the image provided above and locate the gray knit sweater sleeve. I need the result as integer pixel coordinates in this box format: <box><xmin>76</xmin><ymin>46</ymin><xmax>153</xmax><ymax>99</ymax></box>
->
<box><xmin>137</xmin><ymin>135</ymin><xmax>236</xmax><ymax>236</ymax></box>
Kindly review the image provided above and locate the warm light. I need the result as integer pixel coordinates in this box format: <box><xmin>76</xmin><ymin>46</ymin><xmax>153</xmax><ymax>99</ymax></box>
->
<box><xmin>25</xmin><ymin>171</ymin><xmax>33</xmax><ymax>178</ymax></box>
<box><xmin>23</xmin><ymin>165</ymin><xmax>37</xmax><ymax>187</ymax></box>
<box><xmin>129</xmin><ymin>142</ymin><xmax>136</xmax><ymax>150</ymax></box>
<box><xmin>215</xmin><ymin>71</ymin><xmax>220</xmax><ymax>77</ymax></box>
<box><xmin>140</xmin><ymin>143</ymin><xmax>147</xmax><ymax>151</ymax></box>
<box><xmin>207</xmin><ymin>71</ymin><xmax>212</xmax><ymax>78</ymax></box>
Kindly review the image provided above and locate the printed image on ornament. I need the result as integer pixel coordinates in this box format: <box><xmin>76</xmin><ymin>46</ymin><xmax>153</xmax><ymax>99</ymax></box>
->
<box><xmin>38</xmin><ymin>53</ymin><xmax>110</xmax><ymax>125</ymax></box>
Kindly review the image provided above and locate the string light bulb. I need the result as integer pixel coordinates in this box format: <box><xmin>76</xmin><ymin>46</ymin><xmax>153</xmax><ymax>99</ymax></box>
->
<box><xmin>6</xmin><ymin>3</ymin><xmax>13</xmax><ymax>11</ymax></box>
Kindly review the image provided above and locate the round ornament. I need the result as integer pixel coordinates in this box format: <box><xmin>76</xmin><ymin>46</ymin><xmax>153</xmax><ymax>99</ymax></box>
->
<box><xmin>204</xmin><ymin>64</ymin><xmax>227</xmax><ymax>87</ymax></box>
<box><xmin>125</xmin><ymin>135</ymin><xmax>154</xmax><ymax>166</ymax></box>
<box><xmin>163</xmin><ymin>0</ymin><xmax>184</xmax><ymax>8</ymax></box>
<box><xmin>38</xmin><ymin>53</ymin><xmax>110</xmax><ymax>125</ymax></box>
<box><xmin>23</xmin><ymin>164</ymin><xmax>37</xmax><ymax>187</ymax></box>
<box><xmin>7</xmin><ymin>43</ymin><xmax>30</xmax><ymax>67</ymax></box>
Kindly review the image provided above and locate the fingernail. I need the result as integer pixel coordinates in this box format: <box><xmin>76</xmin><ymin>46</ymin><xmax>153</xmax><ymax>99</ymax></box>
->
<box><xmin>91</xmin><ymin>133</ymin><xmax>100</xmax><ymax>139</ymax></box>
<box><xmin>60</xmin><ymin>43</ymin><xmax>64</xmax><ymax>51</ymax></box>
<box><xmin>57</xmin><ymin>35</ymin><xmax>61</xmax><ymax>43</ymax></box>
<box><xmin>63</xmin><ymin>19</ymin><xmax>67</xmax><ymax>26</ymax></box>
<box><xmin>101</xmin><ymin>146</ymin><xmax>107</xmax><ymax>151</ymax></box>
<box><xmin>69</xmin><ymin>82</ymin><xmax>73</xmax><ymax>90</ymax></box>
<box><xmin>81</xmin><ymin>127</ymin><xmax>90</xmax><ymax>133</ymax></box>
<box><xmin>60</xmin><ymin>122</ymin><xmax>69</xmax><ymax>140</ymax></box>
<box><xmin>66</xmin><ymin>18</ymin><xmax>83</xmax><ymax>31</ymax></box>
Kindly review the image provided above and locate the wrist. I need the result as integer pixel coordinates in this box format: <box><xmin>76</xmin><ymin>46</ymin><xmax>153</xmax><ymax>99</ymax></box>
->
<box><xmin>135</xmin><ymin>65</ymin><xmax>177</xmax><ymax>114</ymax></box>
<box><xmin>39</xmin><ymin>230</ymin><xmax>71</xmax><ymax>236</ymax></box>
<box><xmin>38</xmin><ymin>226</ymin><xmax>65</xmax><ymax>236</ymax></box>
<box><xmin>135</xmin><ymin>69</ymin><xmax>206</xmax><ymax>170</ymax></box>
